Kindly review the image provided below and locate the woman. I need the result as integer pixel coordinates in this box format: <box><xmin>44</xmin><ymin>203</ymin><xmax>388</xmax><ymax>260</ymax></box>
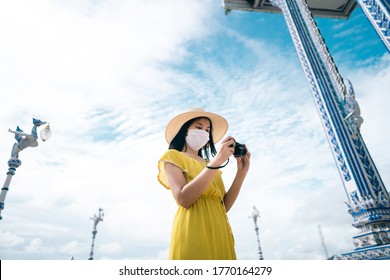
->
<box><xmin>157</xmin><ymin>108</ymin><xmax>251</xmax><ymax>260</ymax></box>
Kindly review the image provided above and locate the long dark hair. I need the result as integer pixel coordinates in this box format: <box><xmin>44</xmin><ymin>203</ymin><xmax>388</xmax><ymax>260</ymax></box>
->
<box><xmin>169</xmin><ymin>117</ymin><xmax>217</xmax><ymax>160</ymax></box>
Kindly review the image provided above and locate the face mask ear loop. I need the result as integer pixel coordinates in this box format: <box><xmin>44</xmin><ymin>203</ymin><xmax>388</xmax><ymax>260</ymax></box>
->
<box><xmin>205</xmin><ymin>158</ymin><xmax>229</xmax><ymax>169</ymax></box>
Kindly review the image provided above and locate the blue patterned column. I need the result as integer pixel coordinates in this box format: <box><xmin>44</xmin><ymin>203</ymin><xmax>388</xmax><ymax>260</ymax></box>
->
<box><xmin>357</xmin><ymin>0</ymin><xmax>390</xmax><ymax>52</ymax></box>
<box><xmin>269</xmin><ymin>0</ymin><xmax>390</xmax><ymax>259</ymax></box>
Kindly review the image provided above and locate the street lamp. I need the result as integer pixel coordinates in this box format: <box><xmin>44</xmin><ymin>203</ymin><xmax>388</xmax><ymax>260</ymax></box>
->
<box><xmin>249</xmin><ymin>206</ymin><xmax>264</xmax><ymax>260</ymax></box>
<box><xmin>0</xmin><ymin>118</ymin><xmax>51</xmax><ymax>220</ymax></box>
<box><xmin>88</xmin><ymin>208</ymin><xmax>104</xmax><ymax>260</ymax></box>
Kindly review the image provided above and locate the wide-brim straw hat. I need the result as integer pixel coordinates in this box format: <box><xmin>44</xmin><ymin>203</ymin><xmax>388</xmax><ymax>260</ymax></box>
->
<box><xmin>165</xmin><ymin>108</ymin><xmax>228</xmax><ymax>144</ymax></box>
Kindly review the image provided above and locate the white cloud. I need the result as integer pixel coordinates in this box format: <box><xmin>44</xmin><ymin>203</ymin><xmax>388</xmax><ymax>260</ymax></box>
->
<box><xmin>0</xmin><ymin>231</ymin><xmax>25</xmax><ymax>247</ymax></box>
<box><xmin>25</xmin><ymin>238</ymin><xmax>55</xmax><ymax>254</ymax></box>
<box><xmin>59</xmin><ymin>241</ymin><xmax>85</xmax><ymax>255</ymax></box>
<box><xmin>99</xmin><ymin>242</ymin><xmax>122</xmax><ymax>255</ymax></box>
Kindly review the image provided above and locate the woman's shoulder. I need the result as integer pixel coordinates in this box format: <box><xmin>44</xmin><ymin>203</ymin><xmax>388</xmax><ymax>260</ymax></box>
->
<box><xmin>161</xmin><ymin>149</ymin><xmax>182</xmax><ymax>157</ymax></box>
<box><xmin>158</xmin><ymin>149</ymin><xmax>189</xmax><ymax>177</ymax></box>
<box><xmin>159</xmin><ymin>149</ymin><xmax>187</xmax><ymax>162</ymax></box>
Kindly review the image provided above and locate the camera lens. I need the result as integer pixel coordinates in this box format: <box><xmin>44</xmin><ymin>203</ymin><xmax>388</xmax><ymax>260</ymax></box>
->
<box><xmin>233</xmin><ymin>142</ymin><xmax>247</xmax><ymax>157</ymax></box>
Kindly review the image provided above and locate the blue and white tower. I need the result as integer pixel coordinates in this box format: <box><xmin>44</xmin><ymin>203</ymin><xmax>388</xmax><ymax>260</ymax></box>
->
<box><xmin>357</xmin><ymin>0</ymin><xmax>390</xmax><ymax>52</ymax></box>
<box><xmin>223</xmin><ymin>0</ymin><xmax>390</xmax><ymax>259</ymax></box>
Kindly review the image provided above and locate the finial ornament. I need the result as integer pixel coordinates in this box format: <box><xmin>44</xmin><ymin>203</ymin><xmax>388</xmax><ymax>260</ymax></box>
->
<box><xmin>342</xmin><ymin>79</ymin><xmax>364</xmax><ymax>137</ymax></box>
<box><xmin>249</xmin><ymin>206</ymin><xmax>264</xmax><ymax>260</ymax></box>
<box><xmin>250</xmin><ymin>205</ymin><xmax>261</xmax><ymax>226</ymax></box>
<box><xmin>90</xmin><ymin>208</ymin><xmax>104</xmax><ymax>231</ymax></box>
<box><xmin>8</xmin><ymin>118</ymin><xmax>51</xmax><ymax>158</ymax></box>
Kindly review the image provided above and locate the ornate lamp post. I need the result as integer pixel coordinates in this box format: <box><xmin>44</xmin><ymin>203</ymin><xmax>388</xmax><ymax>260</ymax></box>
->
<box><xmin>88</xmin><ymin>208</ymin><xmax>104</xmax><ymax>260</ymax></box>
<box><xmin>249</xmin><ymin>206</ymin><xmax>264</xmax><ymax>260</ymax></box>
<box><xmin>318</xmin><ymin>224</ymin><xmax>330</xmax><ymax>259</ymax></box>
<box><xmin>0</xmin><ymin>118</ymin><xmax>51</xmax><ymax>220</ymax></box>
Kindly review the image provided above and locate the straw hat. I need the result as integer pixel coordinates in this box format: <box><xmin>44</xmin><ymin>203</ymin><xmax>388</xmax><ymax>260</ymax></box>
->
<box><xmin>165</xmin><ymin>108</ymin><xmax>228</xmax><ymax>144</ymax></box>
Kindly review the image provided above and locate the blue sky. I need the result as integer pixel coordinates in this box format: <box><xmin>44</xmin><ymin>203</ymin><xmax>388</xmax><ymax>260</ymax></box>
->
<box><xmin>0</xmin><ymin>0</ymin><xmax>389</xmax><ymax>260</ymax></box>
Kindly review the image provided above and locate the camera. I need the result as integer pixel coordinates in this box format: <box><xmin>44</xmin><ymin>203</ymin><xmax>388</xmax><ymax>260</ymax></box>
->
<box><xmin>232</xmin><ymin>142</ymin><xmax>247</xmax><ymax>157</ymax></box>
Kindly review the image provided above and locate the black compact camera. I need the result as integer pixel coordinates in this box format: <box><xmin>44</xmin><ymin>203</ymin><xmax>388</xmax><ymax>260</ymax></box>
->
<box><xmin>232</xmin><ymin>142</ymin><xmax>247</xmax><ymax>157</ymax></box>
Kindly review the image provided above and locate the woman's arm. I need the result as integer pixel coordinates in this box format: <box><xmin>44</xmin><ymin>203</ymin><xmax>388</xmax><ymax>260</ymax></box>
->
<box><xmin>165</xmin><ymin>162</ymin><xmax>218</xmax><ymax>208</ymax></box>
<box><xmin>224</xmin><ymin>149</ymin><xmax>251</xmax><ymax>212</ymax></box>
<box><xmin>165</xmin><ymin>138</ymin><xmax>236</xmax><ymax>209</ymax></box>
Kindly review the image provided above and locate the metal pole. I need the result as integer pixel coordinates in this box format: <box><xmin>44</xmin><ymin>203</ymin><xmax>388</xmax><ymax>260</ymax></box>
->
<box><xmin>88</xmin><ymin>208</ymin><xmax>104</xmax><ymax>260</ymax></box>
<box><xmin>318</xmin><ymin>225</ymin><xmax>330</xmax><ymax>259</ymax></box>
<box><xmin>249</xmin><ymin>206</ymin><xmax>264</xmax><ymax>260</ymax></box>
<box><xmin>0</xmin><ymin>159</ymin><xmax>21</xmax><ymax>220</ymax></box>
<box><xmin>89</xmin><ymin>230</ymin><xmax>98</xmax><ymax>260</ymax></box>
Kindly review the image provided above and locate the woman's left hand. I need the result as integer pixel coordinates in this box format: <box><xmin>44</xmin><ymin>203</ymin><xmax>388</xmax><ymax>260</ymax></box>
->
<box><xmin>235</xmin><ymin>145</ymin><xmax>251</xmax><ymax>174</ymax></box>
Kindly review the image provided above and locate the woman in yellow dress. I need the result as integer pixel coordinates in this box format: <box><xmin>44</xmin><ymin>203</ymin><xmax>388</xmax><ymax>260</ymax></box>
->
<box><xmin>157</xmin><ymin>108</ymin><xmax>251</xmax><ymax>260</ymax></box>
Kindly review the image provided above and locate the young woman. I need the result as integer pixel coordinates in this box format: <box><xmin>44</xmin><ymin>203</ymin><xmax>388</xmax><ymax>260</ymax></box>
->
<box><xmin>157</xmin><ymin>108</ymin><xmax>251</xmax><ymax>260</ymax></box>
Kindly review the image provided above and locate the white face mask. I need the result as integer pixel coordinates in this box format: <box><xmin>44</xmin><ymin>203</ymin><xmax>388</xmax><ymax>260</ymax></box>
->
<box><xmin>185</xmin><ymin>129</ymin><xmax>210</xmax><ymax>151</ymax></box>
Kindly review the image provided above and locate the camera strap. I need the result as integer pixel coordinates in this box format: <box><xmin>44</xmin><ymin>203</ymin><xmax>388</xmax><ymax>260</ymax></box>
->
<box><xmin>206</xmin><ymin>158</ymin><xmax>229</xmax><ymax>169</ymax></box>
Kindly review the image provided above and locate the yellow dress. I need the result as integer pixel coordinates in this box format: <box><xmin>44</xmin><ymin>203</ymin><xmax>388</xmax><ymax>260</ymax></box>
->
<box><xmin>158</xmin><ymin>149</ymin><xmax>236</xmax><ymax>260</ymax></box>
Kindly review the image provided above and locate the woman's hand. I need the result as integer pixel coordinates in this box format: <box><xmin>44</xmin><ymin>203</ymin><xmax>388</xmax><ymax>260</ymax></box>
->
<box><xmin>223</xmin><ymin>143</ymin><xmax>251</xmax><ymax>212</ymax></box>
<box><xmin>208</xmin><ymin>136</ymin><xmax>235</xmax><ymax>167</ymax></box>
<box><xmin>235</xmin><ymin>144</ymin><xmax>251</xmax><ymax>175</ymax></box>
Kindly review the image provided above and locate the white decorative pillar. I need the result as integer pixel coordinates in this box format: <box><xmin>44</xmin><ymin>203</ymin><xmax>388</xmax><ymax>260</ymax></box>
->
<box><xmin>267</xmin><ymin>0</ymin><xmax>390</xmax><ymax>259</ymax></box>
<box><xmin>357</xmin><ymin>0</ymin><xmax>390</xmax><ymax>52</ymax></box>
<box><xmin>223</xmin><ymin>0</ymin><xmax>390</xmax><ymax>259</ymax></box>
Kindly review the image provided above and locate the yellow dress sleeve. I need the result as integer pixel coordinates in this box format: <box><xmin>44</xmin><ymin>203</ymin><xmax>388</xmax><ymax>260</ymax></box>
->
<box><xmin>157</xmin><ymin>149</ymin><xmax>188</xmax><ymax>190</ymax></box>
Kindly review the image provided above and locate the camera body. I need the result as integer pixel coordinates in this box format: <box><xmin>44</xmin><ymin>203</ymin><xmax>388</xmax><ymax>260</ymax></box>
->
<box><xmin>233</xmin><ymin>142</ymin><xmax>247</xmax><ymax>157</ymax></box>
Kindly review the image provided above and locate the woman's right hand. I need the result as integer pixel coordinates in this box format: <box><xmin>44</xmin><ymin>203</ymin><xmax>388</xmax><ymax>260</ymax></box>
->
<box><xmin>209</xmin><ymin>136</ymin><xmax>235</xmax><ymax>167</ymax></box>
